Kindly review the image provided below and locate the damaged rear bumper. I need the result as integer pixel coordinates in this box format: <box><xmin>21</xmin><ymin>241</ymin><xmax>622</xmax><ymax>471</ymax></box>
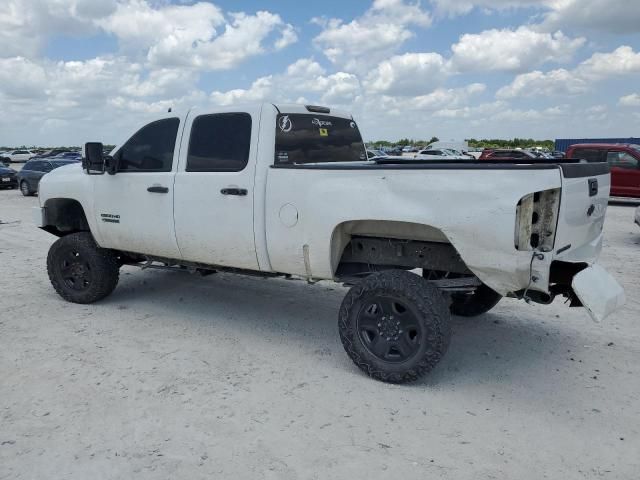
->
<box><xmin>571</xmin><ymin>265</ymin><xmax>625</xmax><ymax>322</ymax></box>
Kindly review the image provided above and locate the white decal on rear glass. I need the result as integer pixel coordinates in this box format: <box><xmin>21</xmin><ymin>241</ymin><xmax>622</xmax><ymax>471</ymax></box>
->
<box><xmin>279</xmin><ymin>115</ymin><xmax>293</xmax><ymax>133</ymax></box>
<box><xmin>312</xmin><ymin>118</ymin><xmax>333</xmax><ymax>128</ymax></box>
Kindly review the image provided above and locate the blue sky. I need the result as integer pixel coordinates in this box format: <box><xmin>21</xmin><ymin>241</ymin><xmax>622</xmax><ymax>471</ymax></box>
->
<box><xmin>1</xmin><ymin>0</ymin><xmax>639</xmax><ymax>146</ymax></box>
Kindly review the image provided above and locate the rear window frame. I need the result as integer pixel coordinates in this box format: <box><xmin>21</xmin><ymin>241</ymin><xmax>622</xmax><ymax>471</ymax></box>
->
<box><xmin>274</xmin><ymin>113</ymin><xmax>366</xmax><ymax>166</ymax></box>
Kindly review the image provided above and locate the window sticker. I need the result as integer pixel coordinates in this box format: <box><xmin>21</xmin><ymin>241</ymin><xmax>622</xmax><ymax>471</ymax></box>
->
<box><xmin>279</xmin><ymin>115</ymin><xmax>293</xmax><ymax>133</ymax></box>
<box><xmin>312</xmin><ymin>118</ymin><xmax>332</xmax><ymax>128</ymax></box>
<box><xmin>319</xmin><ymin>128</ymin><xmax>328</xmax><ymax>137</ymax></box>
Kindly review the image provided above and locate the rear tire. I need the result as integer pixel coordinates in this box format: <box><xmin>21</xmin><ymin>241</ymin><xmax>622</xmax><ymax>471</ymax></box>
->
<box><xmin>338</xmin><ymin>270</ymin><xmax>451</xmax><ymax>383</ymax></box>
<box><xmin>47</xmin><ymin>232</ymin><xmax>120</xmax><ymax>304</ymax></box>
<box><xmin>423</xmin><ymin>270</ymin><xmax>502</xmax><ymax>317</ymax></box>
<box><xmin>449</xmin><ymin>284</ymin><xmax>502</xmax><ymax>317</ymax></box>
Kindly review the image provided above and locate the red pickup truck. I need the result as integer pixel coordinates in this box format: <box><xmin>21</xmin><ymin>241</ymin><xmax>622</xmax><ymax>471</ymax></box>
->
<box><xmin>566</xmin><ymin>144</ymin><xmax>640</xmax><ymax>198</ymax></box>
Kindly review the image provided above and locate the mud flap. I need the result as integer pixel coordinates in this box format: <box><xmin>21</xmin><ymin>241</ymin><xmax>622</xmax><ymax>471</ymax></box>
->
<box><xmin>571</xmin><ymin>265</ymin><xmax>625</xmax><ymax>322</ymax></box>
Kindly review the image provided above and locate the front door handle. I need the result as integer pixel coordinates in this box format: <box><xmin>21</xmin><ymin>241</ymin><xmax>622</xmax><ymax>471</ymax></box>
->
<box><xmin>147</xmin><ymin>186</ymin><xmax>169</xmax><ymax>194</ymax></box>
<box><xmin>221</xmin><ymin>188</ymin><xmax>248</xmax><ymax>196</ymax></box>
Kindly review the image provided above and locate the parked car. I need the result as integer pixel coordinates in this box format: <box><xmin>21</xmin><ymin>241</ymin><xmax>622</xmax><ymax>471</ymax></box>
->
<box><xmin>31</xmin><ymin>149</ymin><xmax>73</xmax><ymax>159</ymax></box>
<box><xmin>412</xmin><ymin>149</ymin><xmax>468</xmax><ymax>160</ymax></box>
<box><xmin>3</xmin><ymin>149</ymin><xmax>35</xmax><ymax>163</ymax></box>
<box><xmin>36</xmin><ymin>103</ymin><xmax>624</xmax><ymax>383</ymax></box>
<box><xmin>566</xmin><ymin>144</ymin><xmax>640</xmax><ymax>198</ymax></box>
<box><xmin>17</xmin><ymin>159</ymin><xmax>78</xmax><ymax>196</ymax></box>
<box><xmin>49</xmin><ymin>151</ymin><xmax>82</xmax><ymax>161</ymax></box>
<box><xmin>551</xmin><ymin>151</ymin><xmax>565</xmax><ymax>159</ymax></box>
<box><xmin>479</xmin><ymin>149</ymin><xmax>538</xmax><ymax>161</ymax></box>
<box><xmin>366</xmin><ymin>149</ymin><xmax>388</xmax><ymax>159</ymax></box>
<box><xmin>0</xmin><ymin>163</ymin><xmax>18</xmax><ymax>189</ymax></box>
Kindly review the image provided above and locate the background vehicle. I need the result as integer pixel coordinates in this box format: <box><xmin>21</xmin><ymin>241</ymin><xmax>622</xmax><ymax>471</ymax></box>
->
<box><xmin>0</xmin><ymin>164</ymin><xmax>18</xmax><ymax>189</ymax></box>
<box><xmin>412</xmin><ymin>148</ymin><xmax>468</xmax><ymax>160</ymax></box>
<box><xmin>479</xmin><ymin>149</ymin><xmax>538</xmax><ymax>161</ymax></box>
<box><xmin>17</xmin><ymin>159</ymin><xmax>78</xmax><ymax>196</ymax></box>
<box><xmin>35</xmin><ymin>103</ymin><xmax>624</xmax><ymax>383</ymax></box>
<box><xmin>31</xmin><ymin>149</ymin><xmax>73</xmax><ymax>160</ymax></box>
<box><xmin>566</xmin><ymin>144</ymin><xmax>640</xmax><ymax>198</ymax></box>
<box><xmin>4</xmin><ymin>149</ymin><xmax>35</xmax><ymax>163</ymax></box>
<box><xmin>366</xmin><ymin>149</ymin><xmax>388</xmax><ymax>160</ymax></box>
<box><xmin>49</xmin><ymin>151</ymin><xmax>82</xmax><ymax>161</ymax></box>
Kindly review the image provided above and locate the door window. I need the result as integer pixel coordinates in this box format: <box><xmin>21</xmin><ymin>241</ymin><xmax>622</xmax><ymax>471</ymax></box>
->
<box><xmin>186</xmin><ymin>113</ymin><xmax>252</xmax><ymax>172</ymax></box>
<box><xmin>116</xmin><ymin>118</ymin><xmax>180</xmax><ymax>172</ymax></box>
<box><xmin>27</xmin><ymin>161</ymin><xmax>42</xmax><ymax>171</ymax></box>
<box><xmin>607</xmin><ymin>150</ymin><xmax>639</xmax><ymax>169</ymax></box>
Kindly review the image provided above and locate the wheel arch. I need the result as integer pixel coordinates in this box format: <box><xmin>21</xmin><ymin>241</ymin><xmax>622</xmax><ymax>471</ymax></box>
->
<box><xmin>41</xmin><ymin>198</ymin><xmax>90</xmax><ymax>237</ymax></box>
<box><xmin>329</xmin><ymin>219</ymin><xmax>468</xmax><ymax>277</ymax></box>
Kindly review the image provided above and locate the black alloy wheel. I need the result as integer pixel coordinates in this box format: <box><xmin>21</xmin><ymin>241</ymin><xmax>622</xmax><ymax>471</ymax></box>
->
<box><xmin>357</xmin><ymin>295</ymin><xmax>422</xmax><ymax>363</ymax></box>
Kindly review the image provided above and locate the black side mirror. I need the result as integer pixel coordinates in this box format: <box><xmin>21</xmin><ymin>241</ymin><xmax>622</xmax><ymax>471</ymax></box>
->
<box><xmin>83</xmin><ymin>142</ymin><xmax>105</xmax><ymax>175</ymax></box>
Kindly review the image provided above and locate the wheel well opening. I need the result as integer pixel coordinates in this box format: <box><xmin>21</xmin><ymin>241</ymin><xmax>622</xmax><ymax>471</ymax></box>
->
<box><xmin>42</xmin><ymin>198</ymin><xmax>90</xmax><ymax>237</ymax></box>
<box><xmin>330</xmin><ymin>220</ymin><xmax>471</xmax><ymax>280</ymax></box>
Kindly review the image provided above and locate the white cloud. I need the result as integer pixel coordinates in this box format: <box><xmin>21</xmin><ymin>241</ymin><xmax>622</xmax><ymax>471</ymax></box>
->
<box><xmin>496</xmin><ymin>69</ymin><xmax>588</xmax><ymax>99</ymax></box>
<box><xmin>0</xmin><ymin>0</ymin><xmax>117</xmax><ymax>57</ymax></box>
<box><xmin>372</xmin><ymin>83</ymin><xmax>486</xmax><ymax>114</ymax></box>
<box><xmin>543</xmin><ymin>0</ymin><xmax>640</xmax><ymax>33</ymax></box>
<box><xmin>210</xmin><ymin>58</ymin><xmax>361</xmax><ymax>107</ymax></box>
<box><xmin>313</xmin><ymin>0</ymin><xmax>431</xmax><ymax>71</ymax></box>
<box><xmin>576</xmin><ymin>46</ymin><xmax>640</xmax><ymax>79</ymax></box>
<box><xmin>431</xmin><ymin>0</ymin><xmax>640</xmax><ymax>33</ymax></box>
<box><xmin>364</xmin><ymin>53</ymin><xmax>448</xmax><ymax>95</ymax></box>
<box><xmin>431</xmin><ymin>0</ymin><xmax>541</xmax><ymax>16</ymax></box>
<box><xmin>100</xmin><ymin>3</ymin><xmax>297</xmax><ymax>70</ymax></box>
<box><xmin>450</xmin><ymin>26</ymin><xmax>585</xmax><ymax>72</ymax></box>
<box><xmin>496</xmin><ymin>46</ymin><xmax>640</xmax><ymax>99</ymax></box>
<box><xmin>619</xmin><ymin>94</ymin><xmax>640</xmax><ymax>107</ymax></box>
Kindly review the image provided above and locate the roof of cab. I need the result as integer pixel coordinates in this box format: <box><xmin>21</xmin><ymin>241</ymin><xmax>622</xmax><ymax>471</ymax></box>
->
<box><xmin>272</xmin><ymin>103</ymin><xmax>353</xmax><ymax>120</ymax></box>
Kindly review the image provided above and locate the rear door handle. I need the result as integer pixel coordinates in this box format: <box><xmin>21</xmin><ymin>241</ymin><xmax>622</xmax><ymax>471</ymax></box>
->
<box><xmin>147</xmin><ymin>186</ymin><xmax>169</xmax><ymax>194</ymax></box>
<box><xmin>221</xmin><ymin>188</ymin><xmax>248</xmax><ymax>196</ymax></box>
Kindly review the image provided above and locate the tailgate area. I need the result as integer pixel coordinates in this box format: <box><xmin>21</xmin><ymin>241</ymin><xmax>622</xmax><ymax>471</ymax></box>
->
<box><xmin>553</xmin><ymin>162</ymin><xmax>610</xmax><ymax>263</ymax></box>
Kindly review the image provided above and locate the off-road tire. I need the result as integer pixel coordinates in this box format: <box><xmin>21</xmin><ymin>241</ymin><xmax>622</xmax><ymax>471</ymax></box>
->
<box><xmin>449</xmin><ymin>283</ymin><xmax>502</xmax><ymax>317</ymax></box>
<box><xmin>338</xmin><ymin>270</ymin><xmax>451</xmax><ymax>383</ymax></box>
<box><xmin>47</xmin><ymin>232</ymin><xmax>120</xmax><ymax>304</ymax></box>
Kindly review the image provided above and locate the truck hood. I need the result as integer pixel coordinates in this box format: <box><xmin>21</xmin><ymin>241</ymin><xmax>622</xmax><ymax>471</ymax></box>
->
<box><xmin>38</xmin><ymin>162</ymin><xmax>85</xmax><ymax>205</ymax></box>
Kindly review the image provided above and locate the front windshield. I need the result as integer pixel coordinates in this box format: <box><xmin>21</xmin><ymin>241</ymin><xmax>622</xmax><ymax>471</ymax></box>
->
<box><xmin>275</xmin><ymin>114</ymin><xmax>366</xmax><ymax>164</ymax></box>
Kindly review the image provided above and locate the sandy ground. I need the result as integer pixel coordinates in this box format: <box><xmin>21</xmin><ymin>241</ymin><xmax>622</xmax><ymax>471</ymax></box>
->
<box><xmin>1</xmin><ymin>188</ymin><xmax>639</xmax><ymax>480</ymax></box>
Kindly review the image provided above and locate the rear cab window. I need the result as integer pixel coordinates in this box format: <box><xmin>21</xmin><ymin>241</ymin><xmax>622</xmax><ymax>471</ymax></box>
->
<box><xmin>274</xmin><ymin>114</ymin><xmax>366</xmax><ymax>165</ymax></box>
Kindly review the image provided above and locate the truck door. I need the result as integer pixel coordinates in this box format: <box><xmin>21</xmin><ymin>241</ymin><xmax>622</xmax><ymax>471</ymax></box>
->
<box><xmin>606</xmin><ymin>148</ymin><xmax>640</xmax><ymax>197</ymax></box>
<box><xmin>173</xmin><ymin>107</ymin><xmax>260</xmax><ymax>270</ymax></box>
<box><xmin>93</xmin><ymin>116</ymin><xmax>183</xmax><ymax>259</ymax></box>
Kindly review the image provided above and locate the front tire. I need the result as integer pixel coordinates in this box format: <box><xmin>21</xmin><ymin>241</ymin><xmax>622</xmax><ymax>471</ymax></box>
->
<box><xmin>47</xmin><ymin>232</ymin><xmax>120</xmax><ymax>304</ymax></box>
<box><xmin>20</xmin><ymin>180</ymin><xmax>33</xmax><ymax>196</ymax></box>
<box><xmin>339</xmin><ymin>270</ymin><xmax>451</xmax><ymax>383</ymax></box>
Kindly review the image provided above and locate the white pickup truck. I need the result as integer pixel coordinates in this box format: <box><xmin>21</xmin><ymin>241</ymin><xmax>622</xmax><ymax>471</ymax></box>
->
<box><xmin>35</xmin><ymin>103</ymin><xmax>625</xmax><ymax>383</ymax></box>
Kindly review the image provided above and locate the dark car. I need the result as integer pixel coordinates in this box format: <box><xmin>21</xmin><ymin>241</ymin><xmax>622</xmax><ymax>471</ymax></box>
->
<box><xmin>479</xmin><ymin>149</ymin><xmax>538</xmax><ymax>161</ymax></box>
<box><xmin>31</xmin><ymin>149</ymin><xmax>73</xmax><ymax>159</ymax></box>
<box><xmin>566</xmin><ymin>143</ymin><xmax>640</xmax><ymax>198</ymax></box>
<box><xmin>49</xmin><ymin>151</ymin><xmax>82</xmax><ymax>161</ymax></box>
<box><xmin>0</xmin><ymin>164</ymin><xmax>18</xmax><ymax>189</ymax></box>
<box><xmin>17</xmin><ymin>159</ymin><xmax>78</xmax><ymax>196</ymax></box>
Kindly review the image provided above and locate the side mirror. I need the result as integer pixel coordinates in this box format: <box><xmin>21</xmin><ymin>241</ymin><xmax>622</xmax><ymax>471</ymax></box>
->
<box><xmin>83</xmin><ymin>142</ymin><xmax>105</xmax><ymax>175</ymax></box>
